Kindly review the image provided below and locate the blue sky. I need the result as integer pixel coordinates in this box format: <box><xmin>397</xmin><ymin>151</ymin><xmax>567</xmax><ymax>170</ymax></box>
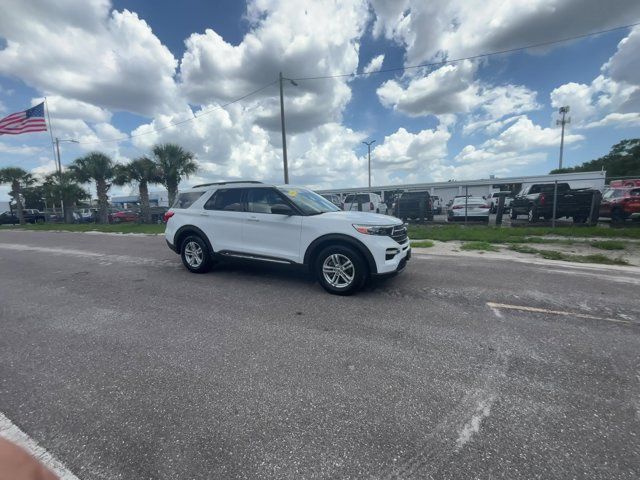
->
<box><xmin>1</xmin><ymin>0</ymin><xmax>640</xmax><ymax>201</ymax></box>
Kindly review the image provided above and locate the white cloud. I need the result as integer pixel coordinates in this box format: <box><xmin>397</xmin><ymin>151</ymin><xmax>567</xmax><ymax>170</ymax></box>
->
<box><xmin>451</xmin><ymin>116</ymin><xmax>584</xmax><ymax>178</ymax></box>
<box><xmin>0</xmin><ymin>2</ymin><xmax>180</xmax><ymax>116</ymax></box>
<box><xmin>179</xmin><ymin>0</ymin><xmax>368</xmax><ymax>134</ymax></box>
<box><xmin>363</xmin><ymin>54</ymin><xmax>385</xmax><ymax>74</ymax></box>
<box><xmin>377</xmin><ymin>60</ymin><xmax>539</xmax><ymax>133</ymax></box>
<box><xmin>370</xmin><ymin>0</ymin><xmax>640</xmax><ymax>66</ymax></box>
<box><xmin>551</xmin><ymin>26</ymin><xmax>640</xmax><ymax>129</ymax></box>
<box><xmin>33</xmin><ymin>96</ymin><xmax>112</xmax><ymax>123</ymax></box>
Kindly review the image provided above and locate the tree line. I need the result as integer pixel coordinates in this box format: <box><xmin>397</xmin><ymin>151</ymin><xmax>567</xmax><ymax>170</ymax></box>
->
<box><xmin>550</xmin><ymin>138</ymin><xmax>640</xmax><ymax>179</ymax></box>
<box><xmin>0</xmin><ymin>143</ymin><xmax>196</xmax><ymax>225</ymax></box>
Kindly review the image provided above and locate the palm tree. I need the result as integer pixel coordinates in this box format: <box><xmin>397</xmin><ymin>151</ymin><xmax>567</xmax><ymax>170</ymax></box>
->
<box><xmin>151</xmin><ymin>143</ymin><xmax>197</xmax><ymax>206</ymax></box>
<box><xmin>113</xmin><ymin>157</ymin><xmax>163</xmax><ymax>223</ymax></box>
<box><xmin>69</xmin><ymin>152</ymin><xmax>114</xmax><ymax>224</ymax></box>
<box><xmin>0</xmin><ymin>167</ymin><xmax>35</xmax><ymax>225</ymax></box>
<box><xmin>43</xmin><ymin>172</ymin><xmax>89</xmax><ymax>222</ymax></box>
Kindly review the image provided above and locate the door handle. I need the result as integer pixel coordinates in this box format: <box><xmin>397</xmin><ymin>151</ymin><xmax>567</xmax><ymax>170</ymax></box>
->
<box><xmin>248</xmin><ymin>217</ymin><xmax>260</xmax><ymax>222</ymax></box>
<box><xmin>199</xmin><ymin>212</ymin><xmax>208</xmax><ymax>216</ymax></box>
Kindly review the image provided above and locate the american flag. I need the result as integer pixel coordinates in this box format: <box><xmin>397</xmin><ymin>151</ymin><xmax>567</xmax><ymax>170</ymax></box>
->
<box><xmin>0</xmin><ymin>102</ymin><xmax>48</xmax><ymax>135</ymax></box>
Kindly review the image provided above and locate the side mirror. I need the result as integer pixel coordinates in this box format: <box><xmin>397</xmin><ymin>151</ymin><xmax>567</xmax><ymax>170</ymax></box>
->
<box><xmin>271</xmin><ymin>204</ymin><xmax>294</xmax><ymax>215</ymax></box>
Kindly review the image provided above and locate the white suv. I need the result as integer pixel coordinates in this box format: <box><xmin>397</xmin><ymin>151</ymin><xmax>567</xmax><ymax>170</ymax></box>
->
<box><xmin>164</xmin><ymin>182</ymin><xmax>411</xmax><ymax>295</ymax></box>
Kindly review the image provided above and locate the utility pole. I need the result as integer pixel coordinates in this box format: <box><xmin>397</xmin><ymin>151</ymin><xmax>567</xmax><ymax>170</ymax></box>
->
<box><xmin>279</xmin><ymin>72</ymin><xmax>298</xmax><ymax>184</ymax></box>
<box><xmin>556</xmin><ymin>106</ymin><xmax>571</xmax><ymax>169</ymax></box>
<box><xmin>362</xmin><ymin>140</ymin><xmax>376</xmax><ymax>190</ymax></box>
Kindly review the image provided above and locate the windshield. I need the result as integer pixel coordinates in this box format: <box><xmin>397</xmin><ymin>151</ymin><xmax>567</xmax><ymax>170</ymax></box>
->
<box><xmin>603</xmin><ymin>188</ymin><xmax>626</xmax><ymax>199</ymax></box>
<box><xmin>278</xmin><ymin>187</ymin><xmax>340</xmax><ymax>215</ymax></box>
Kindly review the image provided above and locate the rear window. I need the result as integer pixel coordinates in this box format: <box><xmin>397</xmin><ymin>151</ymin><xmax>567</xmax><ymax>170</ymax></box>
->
<box><xmin>401</xmin><ymin>192</ymin><xmax>429</xmax><ymax>199</ymax></box>
<box><xmin>172</xmin><ymin>191</ymin><xmax>205</xmax><ymax>209</ymax></box>
<box><xmin>205</xmin><ymin>188</ymin><xmax>245</xmax><ymax>211</ymax></box>
<box><xmin>344</xmin><ymin>194</ymin><xmax>370</xmax><ymax>203</ymax></box>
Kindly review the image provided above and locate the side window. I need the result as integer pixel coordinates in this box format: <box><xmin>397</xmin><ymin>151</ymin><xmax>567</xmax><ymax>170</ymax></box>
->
<box><xmin>630</xmin><ymin>189</ymin><xmax>640</xmax><ymax>197</ymax></box>
<box><xmin>173</xmin><ymin>192</ymin><xmax>205</xmax><ymax>209</ymax></box>
<box><xmin>246</xmin><ymin>188</ymin><xmax>287</xmax><ymax>214</ymax></box>
<box><xmin>205</xmin><ymin>189</ymin><xmax>245</xmax><ymax>211</ymax></box>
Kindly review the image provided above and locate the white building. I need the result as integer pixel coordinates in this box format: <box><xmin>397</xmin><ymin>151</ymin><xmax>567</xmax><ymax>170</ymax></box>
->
<box><xmin>317</xmin><ymin>171</ymin><xmax>606</xmax><ymax>205</ymax></box>
<box><xmin>110</xmin><ymin>190</ymin><xmax>170</xmax><ymax>207</ymax></box>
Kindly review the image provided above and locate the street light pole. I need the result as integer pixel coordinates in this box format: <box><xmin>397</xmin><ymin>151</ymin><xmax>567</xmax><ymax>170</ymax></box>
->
<box><xmin>556</xmin><ymin>106</ymin><xmax>571</xmax><ymax>169</ymax></box>
<box><xmin>54</xmin><ymin>137</ymin><xmax>79</xmax><ymax>221</ymax></box>
<box><xmin>362</xmin><ymin>140</ymin><xmax>376</xmax><ymax>190</ymax></box>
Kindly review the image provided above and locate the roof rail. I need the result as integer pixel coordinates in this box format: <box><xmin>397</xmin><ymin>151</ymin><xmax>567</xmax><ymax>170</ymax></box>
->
<box><xmin>192</xmin><ymin>180</ymin><xmax>263</xmax><ymax>188</ymax></box>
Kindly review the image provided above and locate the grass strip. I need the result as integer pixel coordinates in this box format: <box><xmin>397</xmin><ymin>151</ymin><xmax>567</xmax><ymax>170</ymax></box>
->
<box><xmin>460</xmin><ymin>241</ymin><xmax>499</xmax><ymax>252</ymax></box>
<box><xmin>590</xmin><ymin>240</ymin><xmax>625</xmax><ymax>250</ymax></box>
<box><xmin>412</xmin><ymin>240</ymin><xmax>434</xmax><ymax>248</ymax></box>
<box><xmin>508</xmin><ymin>244</ymin><xmax>628</xmax><ymax>265</ymax></box>
<box><xmin>407</xmin><ymin>224</ymin><xmax>640</xmax><ymax>242</ymax></box>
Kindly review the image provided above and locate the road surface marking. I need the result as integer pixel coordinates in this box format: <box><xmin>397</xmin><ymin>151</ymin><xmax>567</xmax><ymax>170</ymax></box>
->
<box><xmin>0</xmin><ymin>412</ymin><xmax>80</xmax><ymax>480</ymax></box>
<box><xmin>456</xmin><ymin>395</ymin><xmax>496</xmax><ymax>450</ymax></box>
<box><xmin>0</xmin><ymin>243</ymin><xmax>174</xmax><ymax>267</ymax></box>
<box><xmin>486</xmin><ymin>302</ymin><xmax>632</xmax><ymax>325</ymax></box>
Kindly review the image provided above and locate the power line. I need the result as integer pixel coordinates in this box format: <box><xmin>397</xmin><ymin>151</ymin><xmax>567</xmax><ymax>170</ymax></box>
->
<box><xmin>75</xmin><ymin>79</ymin><xmax>278</xmax><ymax>146</ymax></box>
<box><xmin>291</xmin><ymin>21</ymin><xmax>640</xmax><ymax>81</ymax></box>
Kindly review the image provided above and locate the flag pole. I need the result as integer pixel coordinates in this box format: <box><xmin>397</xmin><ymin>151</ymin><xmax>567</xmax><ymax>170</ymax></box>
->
<box><xmin>44</xmin><ymin>97</ymin><xmax>64</xmax><ymax>218</ymax></box>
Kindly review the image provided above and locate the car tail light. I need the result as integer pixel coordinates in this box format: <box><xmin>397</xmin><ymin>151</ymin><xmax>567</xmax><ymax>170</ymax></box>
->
<box><xmin>452</xmin><ymin>205</ymin><xmax>464</xmax><ymax>209</ymax></box>
<box><xmin>482</xmin><ymin>204</ymin><xmax>490</xmax><ymax>208</ymax></box>
<box><xmin>370</xmin><ymin>202</ymin><xmax>374</xmax><ymax>210</ymax></box>
<box><xmin>163</xmin><ymin>211</ymin><xmax>174</xmax><ymax>222</ymax></box>
<box><xmin>539</xmin><ymin>193</ymin><xmax>546</xmax><ymax>205</ymax></box>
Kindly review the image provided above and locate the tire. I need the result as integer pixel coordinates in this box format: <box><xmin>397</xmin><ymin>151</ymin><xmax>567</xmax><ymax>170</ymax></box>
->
<box><xmin>611</xmin><ymin>208</ymin><xmax>625</xmax><ymax>224</ymax></box>
<box><xmin>315</xmin><ymin>245</ymin><xmax>367</xmax><ymax>295</ymax></box>
<box><xmin>510</xmin><ymin>209</ymin><xmax>517</xmax><ymax>220</ymax></box>
<box><xmin>573</xmin><ymin>215</ymin><xmax>586</xmax><ymax>224</ymax></box>
<box><xmin>180</xmin><ymin>235</ymin><xmax>213</xmax><ymax>273</ymax></box>
<box><xmin>528</xmin><ymin>205</ymin><xmax>538</xmax><ymax>223</ymax></box>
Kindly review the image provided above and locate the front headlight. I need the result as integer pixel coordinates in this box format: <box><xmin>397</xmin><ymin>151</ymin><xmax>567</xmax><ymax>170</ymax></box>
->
<box><xmin>353</xmin><ymin>224</ymin><xmax>393</xmax><ymax>235</ymax></box>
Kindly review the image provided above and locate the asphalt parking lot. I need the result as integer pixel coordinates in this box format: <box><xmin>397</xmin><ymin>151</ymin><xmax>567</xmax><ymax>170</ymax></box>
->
<box><xmin>1</xmin><ymin>230</ymin><xmax>639</xmax><ymax>479</ymax></box>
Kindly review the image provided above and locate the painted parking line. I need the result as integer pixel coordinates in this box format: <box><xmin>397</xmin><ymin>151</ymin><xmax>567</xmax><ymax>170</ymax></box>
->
<box><xmin>0</xmin><ymin>412</ymin><xmax>80</xmax><ymax>480</ymax></box>
<box><xmin>486</xmin><ymin>302</ymin><xmax>633</xmax><ymax>325</ymax></box>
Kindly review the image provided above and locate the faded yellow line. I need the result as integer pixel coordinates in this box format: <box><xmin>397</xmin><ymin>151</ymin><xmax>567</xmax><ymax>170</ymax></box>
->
<box><xmin>486</xmin><ymin>302</ymin><xmax>633</xmax><ymax>325</ymax></box>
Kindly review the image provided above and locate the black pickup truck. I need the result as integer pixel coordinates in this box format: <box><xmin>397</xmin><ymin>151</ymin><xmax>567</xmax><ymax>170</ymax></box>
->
<box><xmin>393</xmin><ymin>191</ymin><xmax>434</xmax><ymax>222</ymax></box>
<box><xmin>0</xmin><ymin>209</ymin><xmax>46</xmax><ymax>225</ymax></box>
<box><xmin>510</xmin><ymin>183</ymin><xmax>599</xmax><ymax>223</ymax></box>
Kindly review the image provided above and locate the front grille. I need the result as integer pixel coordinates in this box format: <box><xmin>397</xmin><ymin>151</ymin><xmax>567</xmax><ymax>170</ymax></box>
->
<box><xmin>390</xmin><ymin>224</ymin><xmax>408</xmax><ymax>244</ymax></box>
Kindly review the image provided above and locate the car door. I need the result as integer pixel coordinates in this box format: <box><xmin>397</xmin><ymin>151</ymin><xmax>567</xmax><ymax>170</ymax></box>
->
<box><xmin>199</xmin><ymin>188</ymin><xmax>248</xmax><ymax>253</ymax></box>
<box><xmin>242</xmin><ymin>187</ymin><xmax>303</xmax><ymax>263</ymax></box>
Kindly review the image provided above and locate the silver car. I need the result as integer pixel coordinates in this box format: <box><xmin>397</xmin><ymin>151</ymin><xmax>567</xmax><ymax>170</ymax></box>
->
<box><xmin>447</xmin><ymin>196</ymin><xmax>490</xmax><ymax>222</ymax></box>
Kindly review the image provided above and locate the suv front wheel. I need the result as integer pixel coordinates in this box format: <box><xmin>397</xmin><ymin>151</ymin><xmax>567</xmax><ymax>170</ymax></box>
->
<box><xmin>316</xmin><ymin>245</ymin><xmax>367</xmax><ymax>295</ymax></box>
<box><xmin>181</xmin><ymin>235</ymin><xmax>214</xmax><ymax>273</ymax></box>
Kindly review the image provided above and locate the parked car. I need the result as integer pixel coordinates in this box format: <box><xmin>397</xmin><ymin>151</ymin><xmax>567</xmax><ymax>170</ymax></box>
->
<box><xmin>486</xmin><ymin>192</ymin><xmax>513</xmax><ymax>213</ymax></box>
<box><xmin>599</xmin><ymin>186</ymin><xmax>640</xmax><ymax>222</ymax></box>
<box><xmin>109</xmin><ymin>210</ymin><xmax>139</xmax><ymax>223</ymax></box>
<box><xmin>75</xmin><ymin>208</ymin><xmax>95</xmax><ymax>223</ymax></box>
<box><xmin>0</xmin><ymin>209</ymin><xmax>45</xmax><ymax>224</ymax></box>
<box><xmin>510</xmin><ymin>183</ymin><xmax>599</xmax><ymax>223</ymax></box>
<box><xmin>343</xmin><ymin>193</ymin><xmax>386</xmax><ymax>214</ymax></box>
<box><xmin>394</xmin><ymin>191</ymin><xmax>434</xmax><ymax>222</ymax></box>
<box><xmin>320</xmin><ymin>193</ymin><xmax>343</xmax><ymax>209</ymax></box>
<box><xmin>447</xmin><ymin>197</ymin><xmax>490</xmax><ymax>222</ymax></box>
<box><xmin>164</xmin><ymin>182</ymin><xmax>411</xmax><ymax>295</ymax></box>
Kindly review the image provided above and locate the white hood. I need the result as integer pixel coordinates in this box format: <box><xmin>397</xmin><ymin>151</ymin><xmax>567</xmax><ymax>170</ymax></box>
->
<box><xmin>318</xmin><ymin>211</ymin><xmax>403</xmax><ymax>225</ymax></box>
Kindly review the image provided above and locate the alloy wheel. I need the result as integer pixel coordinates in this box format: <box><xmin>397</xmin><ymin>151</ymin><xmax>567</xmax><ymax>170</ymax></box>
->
<box><xmin>184</xmin><ymin>241</ymin><xmax>204</xmax><ymax>268</ymax></box>
<box><xmin>322</xmin><ymin>253</ymin><xmax>355</xmax><ymax>288</ymax></box>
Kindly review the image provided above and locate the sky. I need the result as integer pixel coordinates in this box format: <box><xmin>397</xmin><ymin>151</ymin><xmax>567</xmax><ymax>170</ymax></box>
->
<box><xmin>1</xmin><ymin>0</ymin><xmax>640</xmax><ymax>201</ymax></box>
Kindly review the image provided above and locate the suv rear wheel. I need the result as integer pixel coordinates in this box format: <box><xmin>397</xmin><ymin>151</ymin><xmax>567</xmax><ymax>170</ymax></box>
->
<box><xmin>315</xmin><ymin>245</ymin><xmax>367</xmax><ymax>295</ymax></box>
<box><xmin>181</xmin><ymin>235</ymin><xmax>213</xmax><ymax>273</ymax></box>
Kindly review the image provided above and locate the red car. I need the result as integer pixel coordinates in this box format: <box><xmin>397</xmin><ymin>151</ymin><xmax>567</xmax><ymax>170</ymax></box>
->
<box><xmin>599</xmin><ymin>186</ymin><xmax>640</xmax><ymax>222</ymax></box>
<box><xmin>109</xmin><ymin>210</ymin><xmax>139</xmax><ymax>223</ymax></box>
